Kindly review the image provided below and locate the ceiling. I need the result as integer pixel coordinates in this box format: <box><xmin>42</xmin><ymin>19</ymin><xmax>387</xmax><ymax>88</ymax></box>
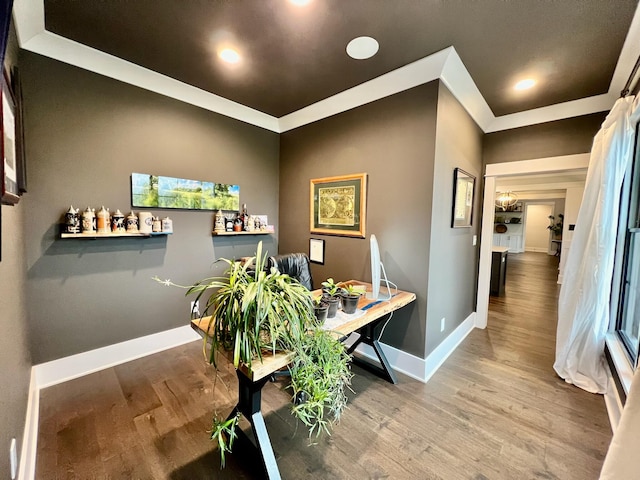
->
<box><xmin>12</xmin><ymin>1</ymin><xmax>640</xmax><ymax>133</ymax></box>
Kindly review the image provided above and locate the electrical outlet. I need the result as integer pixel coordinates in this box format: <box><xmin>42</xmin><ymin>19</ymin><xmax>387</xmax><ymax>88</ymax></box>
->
<box><xmin>440</xmin><ymin>317</ymin><xmax>446</xmax><ymax>332</ymax></box>
<box><xmin>190</xmin><ymin>301</ymin><xmax>200</xmax><ymax>318</ymax></box>
<box><xmin>10</xmin><ymin>438</ymin><xmax>17</xmax><ymax>480</ymax></box>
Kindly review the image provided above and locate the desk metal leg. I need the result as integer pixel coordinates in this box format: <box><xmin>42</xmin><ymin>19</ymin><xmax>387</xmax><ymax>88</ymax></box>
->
<box><xmin>230</xmin><ymin>371</ymin><xmax>282</xmax><ymax>480</ymax></box>
<box><xmin>346</xmin><ymin>316</ymin><xmax>398</xmax><ymax>384</ymax></box>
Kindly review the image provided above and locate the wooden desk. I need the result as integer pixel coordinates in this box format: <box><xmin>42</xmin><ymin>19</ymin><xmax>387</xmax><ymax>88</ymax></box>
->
<box><xmin>190</xmin><ymin>280</ymin><xmax>415</xmax><ymax>480</ymax></box>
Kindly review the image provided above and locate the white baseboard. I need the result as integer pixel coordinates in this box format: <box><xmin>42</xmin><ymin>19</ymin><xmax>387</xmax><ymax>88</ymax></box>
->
<box><xmin>17</xmin><ymin>370</ymin><xmax>38</xmax><ymax>480</ymax></box>
<box><xmin>34</xmin><ymin>326</ymin><xmax>199</xmax><ymax>389</ymax></box>
<box><xmin>525</xmin><ymin>247</ymin><xmax>549</xmax><ymax>253</ymax></box>
<box><xmin>19</xmin><ymin>325</ymin><xmax>200</xmax><ymax>480</ymax></box>
<box><xmin>18</xmin><ymin>315</ymin><xmax>476</xmax><ymax>478</ymax></box>
<box><xmin>349</xmin><ymin>312</ymin><xmax>476</xmax><ymax>382</ymax></box>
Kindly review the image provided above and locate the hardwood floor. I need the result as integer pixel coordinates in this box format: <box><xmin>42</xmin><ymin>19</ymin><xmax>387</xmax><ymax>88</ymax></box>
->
<box><xmin>36</xmin><ymin>252</ymin><xmax>612</xmax><ymax>479</ymax></box>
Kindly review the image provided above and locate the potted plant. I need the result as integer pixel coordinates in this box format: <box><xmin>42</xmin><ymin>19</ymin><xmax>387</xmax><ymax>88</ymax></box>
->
<box><xmin>289</xmin><ymin>328</ymin><xmax>353</xmax><ymax>437</ymax></box>
<box><xmin>313</xmin><ymin>294</ymin><xmax>329</xmax><ymax>324</ymax></box>
<box><xmin>547</xmin><ymin>214</ymin><xmax>564</xmax><ymax>238</ymax></box>
<box><xmin>321</xmin><ymin>277</ymin><xmax>341</xmax><ymax>318</ymax></box>
<box><xmin>156</xmin><ymin>242</ymin><xmax>351</xmax><ymax>464</ymax></box>
<box><xmin>340</xmin><ymin>283</ymin><xmax>363</xmax><ymax>314</ymax></box>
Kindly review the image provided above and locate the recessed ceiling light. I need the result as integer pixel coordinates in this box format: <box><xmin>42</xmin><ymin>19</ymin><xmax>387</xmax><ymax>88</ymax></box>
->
<box><xmin>289</xmin><ymin>0</ymin><xmax>311</xmax><ymax>5</ymax></box>
<box><xmin>346</xmin><ymin>36</ymin><xmax>379</xmax><ymax>60</ymax></box>
<box><xmin>219</xmin><ymin>48</ymin><xmax>240</xmax><ymax>64</ymax></box>
<box><xmin>514</xmin><ymin>79</ymin><xmax>536</xmax><ymax>91</ymax></box>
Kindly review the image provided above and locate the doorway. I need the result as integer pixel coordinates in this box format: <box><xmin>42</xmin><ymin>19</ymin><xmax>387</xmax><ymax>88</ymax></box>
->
<box><xmin>476</xmin><ymin>154</ymin><xmax>590</xmax><ymax>329</ymax></box>
<box><xmin>524</xmin><ymin>203</ymin><xmax>554</xmax><ymax>253</ymax></box>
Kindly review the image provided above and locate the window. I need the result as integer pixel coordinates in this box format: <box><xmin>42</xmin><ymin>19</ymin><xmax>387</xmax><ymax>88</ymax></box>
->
<box><xmin>612</xmin><ymin>127</ymin><xmax>640</xmax><ymax>365</ymax></box>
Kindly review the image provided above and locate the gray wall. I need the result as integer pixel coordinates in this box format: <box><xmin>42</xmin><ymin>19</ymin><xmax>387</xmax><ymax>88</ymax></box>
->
<box><xmin>427</xmin><ymin>84</ymin><xmax>483</xmax><ymax>355</ymax></box>
<box><xmin>0</xmin><ymin>23</ymin><xmax>31</xmax><ymax>478</ymax></box>
<box><xmin>279</xmin><ymin>82</ymin><xmax>439</xmax><ymax>358</ymax></box>
<box><xmin>21</xmin><ymin>51</ymin><xmax>280</xmax><ymax>363</ymax></box>
<box><xmin>483</xmin><ymin>112</ymin><xmax>607</xmax><ymax>164</ymax></box>
<box><xmin>279</xmin><ymin>81</ymin><xmax>482</xmax><ymax>359</ymax></box>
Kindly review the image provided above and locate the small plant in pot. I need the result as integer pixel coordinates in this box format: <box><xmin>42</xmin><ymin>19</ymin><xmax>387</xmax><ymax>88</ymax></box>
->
<box><xmin>313</xmin><ymin>295</ymin><xmax>329</xmax><ymax>324</ymax></box>
<box><xmin>321</xmin><ymin>278</ymin><xmax>341</xmax><ymax>318</ymax></box>
<box><xmin>340</xmin><ymin>284</ymin><xmax>363</xmax><ymax>314</ymax></box>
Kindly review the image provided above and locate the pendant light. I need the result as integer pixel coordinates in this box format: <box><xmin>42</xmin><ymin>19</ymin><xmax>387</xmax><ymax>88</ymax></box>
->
<box><xmin>495</xmin><ymin>191</ymin><xmax>518</xmax><ymax>211</ymax></box>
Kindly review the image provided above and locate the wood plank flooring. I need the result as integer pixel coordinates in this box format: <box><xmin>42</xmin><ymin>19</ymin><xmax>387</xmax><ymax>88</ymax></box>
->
<box><xmin>36</xmin><ymin>252</ymin><xmax>612</xmax><ymax>479</ymax></box>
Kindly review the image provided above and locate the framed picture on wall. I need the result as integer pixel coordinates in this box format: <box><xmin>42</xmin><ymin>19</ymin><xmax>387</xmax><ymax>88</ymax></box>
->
<box><xmin>309</xmin><ymin>238</ymin><xmax>325</xmax><ymax>264</ymax></box>
<box><xmin>1</xmin><ymin>71</ymin><xmax>20</xmax><ymax>205</ymax></box>
<box><xmin>310</xmin><ymin>173</ymin><xmax>367</xmax><ymax>238</ymax></box>
<box><xmin>451</xmin><ymin>168</ymin><xmax>475</xmax><ymax>228</ymax></box>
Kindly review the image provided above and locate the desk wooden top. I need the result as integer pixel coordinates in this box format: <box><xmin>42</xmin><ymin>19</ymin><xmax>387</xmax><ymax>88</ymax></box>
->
<box><xmin>191</xmin><ymin>280</ymin><xmax>416</xmax><ymax>382</ymax></box>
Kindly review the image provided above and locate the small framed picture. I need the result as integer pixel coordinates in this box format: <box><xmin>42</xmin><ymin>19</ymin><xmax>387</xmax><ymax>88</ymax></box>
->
<box><xmin>309</xmin><ymin>238</ymin><xmax>325</xmax><ymax>264</ymax></box>
<box><xmin>1</xmin><ymin>71</ymin><xmax>19</xmax><ymax>205</ymax></box>
<box><xmin>451</xmin><ymin>168</ymin><xmax>475</xmax><ymax>228</ymax></box>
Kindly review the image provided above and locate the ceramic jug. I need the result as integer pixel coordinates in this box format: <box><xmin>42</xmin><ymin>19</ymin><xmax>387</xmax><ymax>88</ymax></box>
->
<box><xmin>161</xmin><ymin>217</ymin><xmax>173</xmax><ymax>233</ymax></box>
<box><xmin>138</xmin><ymin>211</ymin><xmax>153</xmax><ymax>233</ymax></box>
<box><xmin>111</xmin><ymin>209</ymin><xmax>125</xmax><ymax>233</ymax></box>
<box><xmin>126</xmin><ymin>211</ymin><xmax>139</xmax><ymax>232</ymax></box>
<box><xmin>82</xmin><ymin>206</ymin><xmax>96</xmax><ymax>234</ymax></box>
<box><xmin>64</xmin><ymin>205</ymin><xmax>80</xmax><ymax>234</ymax></box>
<box><xmin>97</xmin><ymin>206</ymin><xmax>111</xmax><ymax>234</ymax></box>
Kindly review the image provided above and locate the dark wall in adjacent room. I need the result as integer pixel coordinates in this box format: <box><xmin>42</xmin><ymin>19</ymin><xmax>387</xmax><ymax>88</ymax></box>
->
<box><xmin>0</xmin><ymin>23</ymin><xmax>31</xmax><ymax>478</ymax></box>
<box><xmin>20</xmin><ymin>51</ymin><xmax>280</xmax><ymax>363</ymax></box>
<box><xmin>483</xmin><ymin>112</ymin><xmax>607</xmax><ymax>164</ymax></box>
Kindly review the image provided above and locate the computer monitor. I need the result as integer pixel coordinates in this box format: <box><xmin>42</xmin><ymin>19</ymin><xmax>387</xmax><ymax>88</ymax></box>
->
<box><xmin>368</xmin><ymin>234</ymin><xmax>392</xmax><ymax>301</ymax></box>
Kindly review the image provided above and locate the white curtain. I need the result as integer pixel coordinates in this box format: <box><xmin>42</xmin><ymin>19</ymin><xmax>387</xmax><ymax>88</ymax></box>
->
<box><xmin>554</xmin><ymin>96</ymin><xmax>639</xmax><ymax>394</ymax></box>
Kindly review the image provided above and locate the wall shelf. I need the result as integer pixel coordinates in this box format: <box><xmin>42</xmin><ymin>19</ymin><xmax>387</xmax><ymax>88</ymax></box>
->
<box><xmin>60</xmin><ymin>232</ymin><xmax>171</xmax><ymax>239</ymax></box>
<box><xmin>212</xmin><ymin>231</ymin><xmax>270</xmax><ymax>236</ymax></box>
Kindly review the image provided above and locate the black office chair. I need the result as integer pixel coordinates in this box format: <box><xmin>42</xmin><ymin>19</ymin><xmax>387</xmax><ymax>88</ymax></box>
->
<box><xmin>267</xmin><ymin>252</ymin><xmax>313</xmax><ymax>290</ymax></box>
<box><xmin>266</xmin><ymin>252</ymin><xmax>314</xmax><ymax>382</ymax></box>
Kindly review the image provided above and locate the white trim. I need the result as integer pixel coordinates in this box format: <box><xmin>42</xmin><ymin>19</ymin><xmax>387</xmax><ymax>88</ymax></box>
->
<box><xmin>33</xmin><ymin>325</ymin><xmax>199</xmax><ymax>389</ymax></box>
<box><xmin>476</xmin><ymin>176</ymin><xmax>496</xmax><ymax>330</ymax></box>
<box><xmin>16</xmin><ymin>326</ymin><xmax>201</xmax><ymax>480</ymax></box>
<box><xmin>18</xmin><ymin>31</ymin><xmax>280</xmax><ymax>132</ymax></box>
<box><xmin>17</xmin><ymin>370</ymin><xmax>38</xmax><ymax>480</ymax></box>
<box><xmin>278</xmin><ymin>47</ymin><xmax>452</xmax><ymax>133</ymax></box>
<box><xmin>349</xmin><ymin>312</ymin><xmax>476</xmax><ymax>382</ymax></box>
<box><xmin>422</xmin><ymin>313</ymin><xmax>476</xmax><ymax>382</ymax></box>
<box><xmin>485</xmin><ymin>93</ymin><xmax>615</xmax><ymax>132</ymax></box>
<box><xmin>485</xmin><ymin>153</ymin><xmax>591</xmax><ymax>177</ymax></box>
<box><xmin>525</xmin><ymin>247</ymin><xmax>548</xmax><ymax>253</ymax></box>
<box><xmin>606</xmin><ymin>333</ymin><xmax>634</xmax><ymax>396</ymax></box>
<box><xmin>13</xmin><ymin>1</ymin><xmax>640</xmax><ymax>133</ymax></box>
<box><xmin>604</xmin><ymin>361</ymin><xmax>624</xmax><ymax>434</ymax></box>
<box><xmin>478</xmin><ymin>155</ymin><xmax>590</xmax><ymax>330</ymax></box>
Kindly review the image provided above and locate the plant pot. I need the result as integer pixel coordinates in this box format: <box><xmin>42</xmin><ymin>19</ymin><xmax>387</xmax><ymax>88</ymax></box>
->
<box><xmin>324</xmin><ymin>295</ymin><xmax>340</xmax><ymax>318</ymax></box>
<box><xmin>341</xmin><ymin>293</ymin><xmax>361</xmax><ymax>314</ymax></box>
<box><xmin>314</xmin><ymin>303</ymin><xmax>329</xmax><ymax>324</ymax></box>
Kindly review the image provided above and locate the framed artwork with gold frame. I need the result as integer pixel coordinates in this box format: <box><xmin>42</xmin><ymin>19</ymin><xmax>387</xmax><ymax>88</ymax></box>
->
<box><xmin>310</xmin><ymin>173</ymin><xmax>367</xmax><ymax>238</ymax></box>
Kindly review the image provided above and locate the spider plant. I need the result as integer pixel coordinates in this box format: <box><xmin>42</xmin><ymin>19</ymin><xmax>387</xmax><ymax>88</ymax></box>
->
<box><xmin>186</xmin><ymin>241</ymin><xmax>315</xmax><ymax>368</ymax></box>
<box><xmin>289</xmin><ymin>328</ymin><xmax>353</xmax><ymax>438</ymax></box>
<box><xmin>157</xmin><ymin>242</ymin><xmax>352</xmax><ymax>464</ymax></box>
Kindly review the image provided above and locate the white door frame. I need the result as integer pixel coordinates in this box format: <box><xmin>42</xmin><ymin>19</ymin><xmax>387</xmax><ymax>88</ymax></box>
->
<box><xmin>475</xmin><ymin>153</ymin><xmax>591</xmax><ymax>329</ymax></box>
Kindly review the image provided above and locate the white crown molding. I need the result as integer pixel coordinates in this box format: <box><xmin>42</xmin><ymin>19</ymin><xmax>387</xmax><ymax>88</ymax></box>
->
<box><xmin>278</xmin><ymin>47</ymin><xmax>452</xmax><ymax>132</ymax></box>
<box><xmin>12</xmin><ymin>0</ymin><xmax>640</xmax><ymax>133</ymax></box>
